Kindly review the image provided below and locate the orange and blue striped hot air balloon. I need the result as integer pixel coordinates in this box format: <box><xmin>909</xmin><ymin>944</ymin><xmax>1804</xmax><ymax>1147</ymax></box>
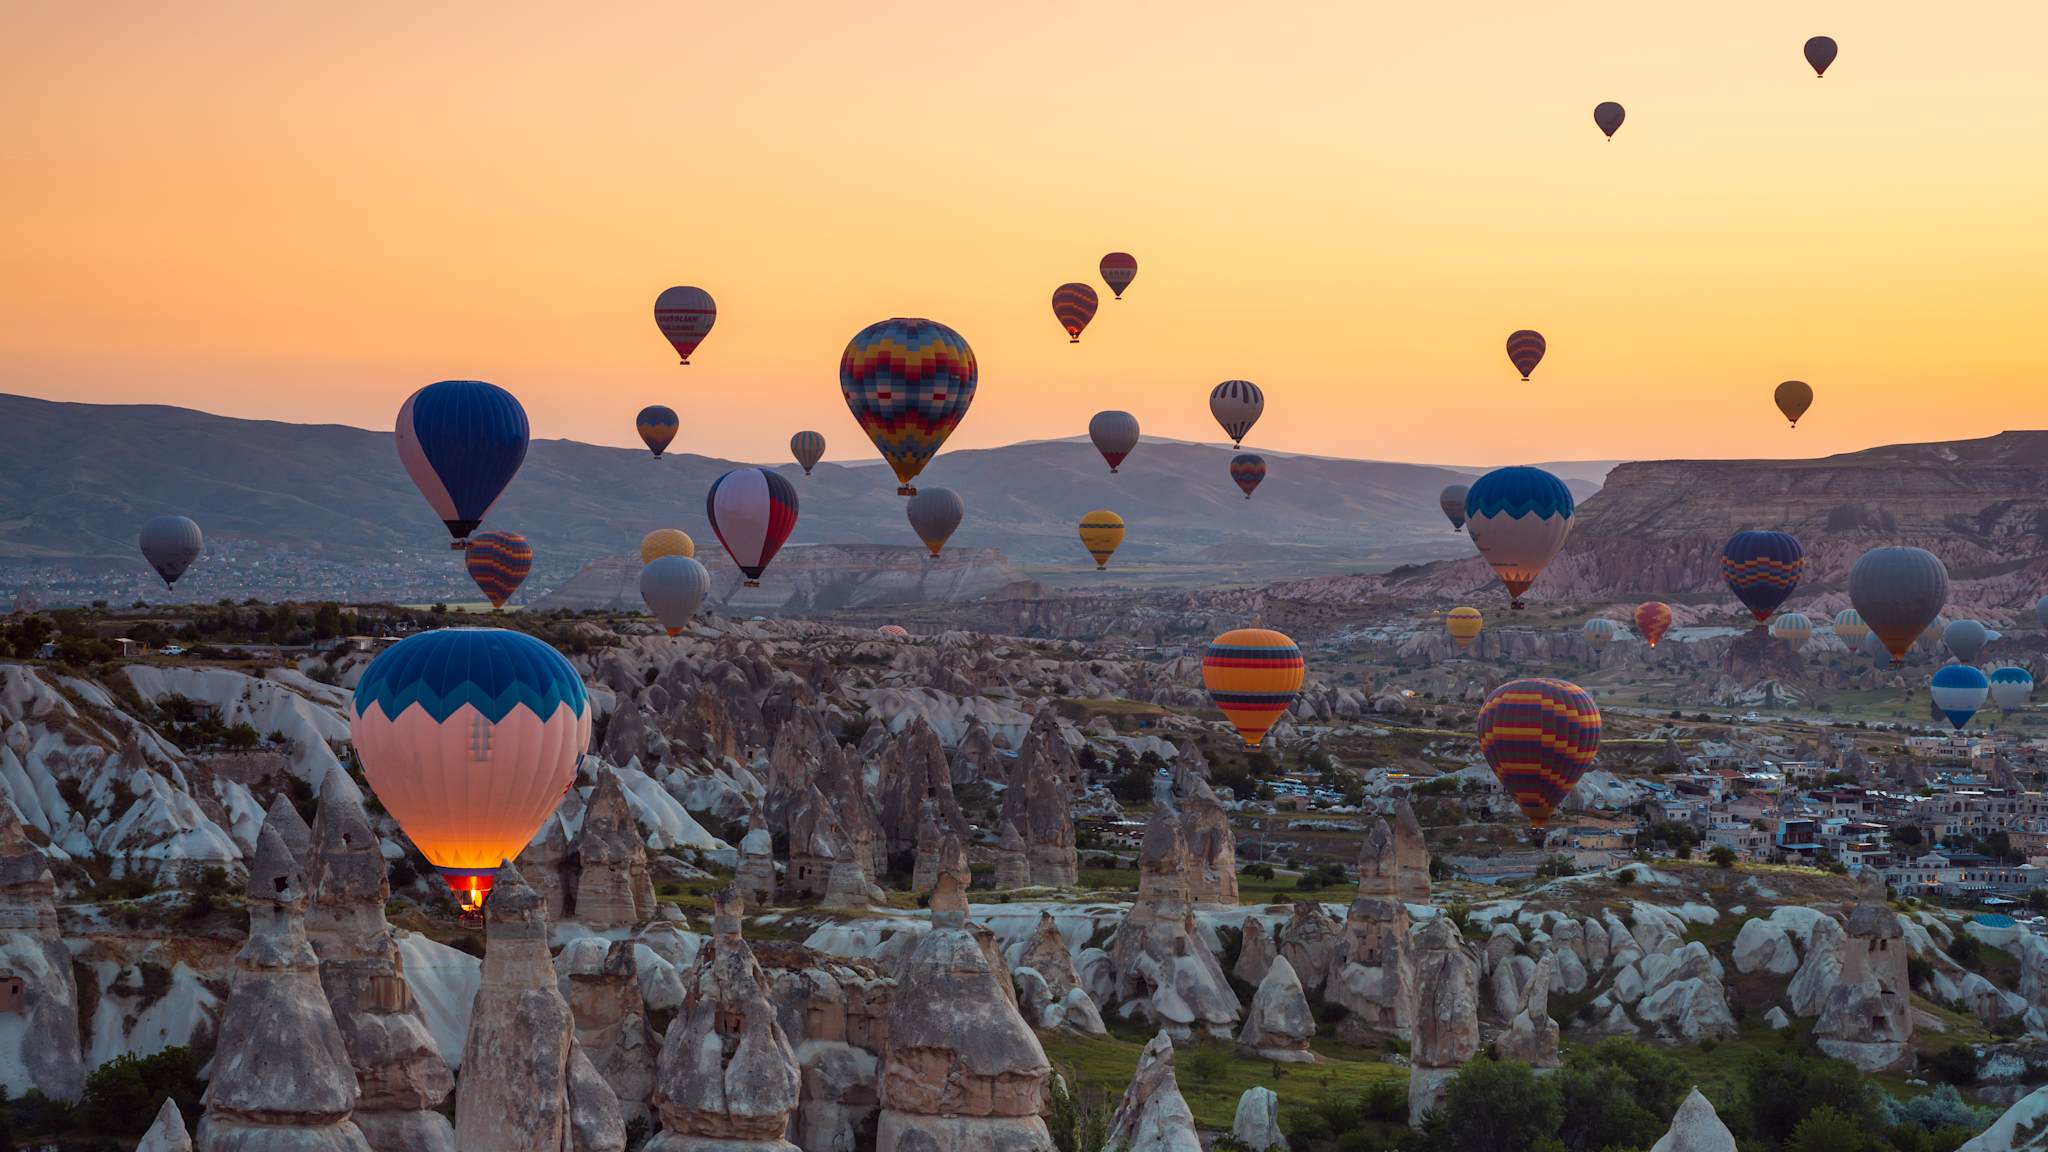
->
<box><xmin>1202</xmin><ymin>627</ymin><xmax>1305</xmax><ymax>748</ymax></box>
<box><xmin>1100</xmin><ymin>252</ymin><xmax>1137</xmax><ymax>299</ymax></box>
<box><xmin>1230</xmin><ymin>453</ymin><xmax>1266</xmax><ymax>499</ymax></box>
<box><xmin>1721</xmin><ymin>530</ymin><xmax>1804</xmax><ymax>624</ymax></box>
<box><xmin>1477</xmin><ymin>677</ymin><xmax>1601</xmax><ymax>829</ymax></box>
<box><xmin>636</xmin><ymin>405</ymin><xmax>679</xmax><ymax>458</ymax></box>
<box><xmin>840</xmin><ymin>318</ymin><xmax>977</xmax><ymax>496</ymax></box>
<box><xmin>1053</xmin><ymin>282</ymin><xmax>1099</xmax><ymax>342</ymax></box>
<box><xmin>464</xmin><ymin>531</ymin><xmax>531</xmax><ymax>609</ymax></box>
<box><xmin>1505</xmin><ymin>330</ymin><xmax>1547</xmax><ymax>380</ymax></box>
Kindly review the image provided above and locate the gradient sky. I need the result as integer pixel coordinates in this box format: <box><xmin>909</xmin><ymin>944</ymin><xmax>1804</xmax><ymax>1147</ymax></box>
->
<box><xmin>5</xmin><ymin>3</ymin><xmax>2046</xmax><ymax>466</ymax></box>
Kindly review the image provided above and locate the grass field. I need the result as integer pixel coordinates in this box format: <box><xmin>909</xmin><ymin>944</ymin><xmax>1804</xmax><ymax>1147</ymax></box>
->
<box><xmin>1076</xmin><ymin>866</ymin><xmax>1355</xmax><ymax>906</ymax></box>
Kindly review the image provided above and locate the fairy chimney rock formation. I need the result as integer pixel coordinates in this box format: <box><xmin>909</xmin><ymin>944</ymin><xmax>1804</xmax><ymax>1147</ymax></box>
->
<box><xmin>1495</xmin><ymin>949</ymin><xmax>1560</xmax><ymax>1067</ymax></box>
<box><xmin>454</xmin><ymin>864</ymin><xmax>625</xmax><ymax>1152</ymax></box>
<box><xmin>1108</xmin><ymin>807</ymin><xmax>1240</xmax><ymax>1039</ymax></box>
<box><xmin>1391</xmin><ymin>800</ymin><xmax>1432</xmax><ymax>904</ymax></box>
<box><xmin>198</xmin><ymin>820</ymin><xmax>372</xmax><ymax>1152</ymax></box>
<box><xmin>304</xmin><ymin>779</ymin><xmax>456</xmax><ymax>1152</ymax></box>
<box><xmin>139</xmin><ymin>1099</ymin><xmax>194</xmax><ymax>1152</ymax></box>
<box><xmin>1015</xmin><ymin>912</ymin><xmax>1083</xmax><ymax>1000</ymax></box>
<box><xmin>1277</xmin><ymin>901</ymin><xmax>1343</xmax><ymax>994</ymax></box>
<box><xmin>516</xmin><ymin>809</ymin><xmax>575</xmax><ymax>921</ymax></box>
<box><xmin>645</xmin><ymin>887</ymin><xmax>802</xmax><ymax>1152</ymax></box>
<box><xmin>565</xmin><ymin>939</ymin><xmax>659</xmax><ymax>1129</ymax></box>
<box><xmin>992</xmin><ymin>820</ymin><xmax>1032</xmax><ymax>890</ymax></box>
<box><xmin>1648</xmin><ymin>1088</ymin><xmax>1738</xmax><ymax>1152</ymax></box>
<box><xmin>911</xmin><ymin>807</ymin><xmax>968</xmax><ymax>895</ymax></box>
<box><xmin>737</xmin><ymin>805</ymin><xmax>776</xmax><ymax>906</ymax></box>
<box><xmin>1102</xmin><ymin>1031</ymin><xmax>1203</xmax><ymax>1152</ymax></box>
<box><xmin>0</xmin><ymin>797</ymin><xmax>84</xmax><ymax>1102</ymax></box>
<box><xmin>1815</xmin><ymin>871</ymin><xmax>1913</xmax><ymax>1072</ymax></box>
<box><xmin>1328</xmin><ymin>818</ymin><xmax>1416</xmax><ymax>1043</ymax></box>
<box><xmin>1237</xmin><ymin>955</ymin><xmax>1320</xmax><ymax>1063</ymax></box>
<box><xmin>1407</xmin><ymin>917</ymin><xmax>1480</xmax><ymax>1127</ymax></box>
<box><xmin>875</xmin><ymin>871</ymin><xmax>1054</xmax><ymax>1152</ymax></box>
<box><xmin>1235</xmin><ymin>916</ymin><xmax>1279</xmax><ymax>988</ymax></box>
<box><xmin>1171</xmin><ymin>766</ymin><xmax>1239</xmax><ymax>904</ymax></box>
<box><xmin>265</xmin><ymin>791</ymin><xmax>314</xmax><ymax>865</ymax></box>
<box><xmin>876</xmin><ymin>718</ymin><xmax>968</xmax><ymax>858</ymax></box>
<box><xmin>575</xmin><ymin>768</ymin><xmax>656</xmax><ymax>930</ymax></box>
<box><xmin>999</xmin><ymin>715</ymin><xmax>1080</xmax><ymax>888</ymax></box>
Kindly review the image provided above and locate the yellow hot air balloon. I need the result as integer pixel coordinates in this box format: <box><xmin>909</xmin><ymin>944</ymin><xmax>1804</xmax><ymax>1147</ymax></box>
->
<box><xmin>1446</xmin><ymin>607</ymin><xmax>1483</xmax><ymax>649</ymax></box>
<box><xmin>1202</xmin><ymin>627</ymin><xmax>1305</xmax><ymax>748</ymax></box>
<box><xmin>640</xmin><ymin>529</ymin><xmax>696</xmax><ymax>564</ymax></box>
<box><xmin>1079</xmin><ymin>510</ymin><xmax>1124</xmax><ymax>570</ymax></box>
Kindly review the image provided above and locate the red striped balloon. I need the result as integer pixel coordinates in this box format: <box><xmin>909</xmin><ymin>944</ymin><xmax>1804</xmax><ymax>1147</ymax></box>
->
<box><xmin>464</xmin><ymin>531</ymin><xmax>531</xmax><ymax>609</ymax></box>
<box><xmin>706</xmin><ymin>467</ymin><xmax>798</xmax><ymax>587</ymax></box>
<box><xmin>1052</xmin><ymin>283</ymin><xmax>1099</xmax><ymax>343</ymax></box>
<box><xmin>1634</xmin><ymin>601</ymin><xmax>1673</xmax><ymax>649</ymax></box>
<box><xmin>1477</xmin><ymin>678</ymin><xmax>1600</xmax><ymax>829</ymax></box>
<box><xmin>1506</xmin><ymin>330</ymin><xmax>1547</xmax><ymax>380</ymax></box>
<box><xmin>1100</xmin><ymin>252</ymin><xmax>1138</xmax><ymax>299</ymax></box>
<box><xmin>1229</xmin><ymin>453</ymin><xmax>1266</xmax><ymax>499</ymax></box>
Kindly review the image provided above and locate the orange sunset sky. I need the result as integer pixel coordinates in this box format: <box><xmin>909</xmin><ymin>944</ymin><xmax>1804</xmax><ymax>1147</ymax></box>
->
<box><xmin>4</xmin><ymin>3</ymin><xmax>2046</xmax><ymax>467</ymax></box>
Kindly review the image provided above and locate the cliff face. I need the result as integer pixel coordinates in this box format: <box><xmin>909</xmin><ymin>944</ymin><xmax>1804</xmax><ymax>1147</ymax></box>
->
<box><xmin>535</xmin><ymin>546</ymin><xmax>1033</xmax><ymax>613</ymax></box>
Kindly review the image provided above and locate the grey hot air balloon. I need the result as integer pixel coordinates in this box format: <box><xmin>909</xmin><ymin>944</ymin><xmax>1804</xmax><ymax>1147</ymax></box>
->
<box><xmin>1088</xmin><ymin>410</ymin><xmax>1141</xmax><ymax>474</ymax></box>
<box><xmin>640</xmin><ymin>555</ymin><xmax>709</xmax><ymax>635</ymax></box>
<box><xmin>1440</xmin><ymin>484</ymin><xmax>1469</xmax><ymax>532</ymax></box>
<box><xmin>906</xmin><ymin>486</ymin><xmax>964</xmax><ymax>558</ymax></box>
<box><xmin>139</xmin><ymin>515</ymin><xmax>203</xmax><ymax>588</ymax></box>
<box><xmin>790</xmin><ymin>431</ymin><xmax>826</xmax><ymax>476</ymax></box>
<box><xmin>1849</xmin><ymin>546</ymin><xmax>1949</xmax><ymax>667</ymax></box>
<box><xmin>1594</xmin><ymin>101</ymin><xmax>1626</xmax><ymax>139</ymax></box>
<box><xmin>1944</xmin><ymin>618</ymin><xmax>1989</xmax><ymax>664</ymax></box>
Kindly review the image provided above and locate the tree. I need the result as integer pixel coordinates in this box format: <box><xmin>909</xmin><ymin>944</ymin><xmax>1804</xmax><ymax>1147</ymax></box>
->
<box><xmin>1743</xmin><ymin>1049</ymin><xmax>1880</xmax><ymax>1147</ymax></box>
<box><xmin>80</xmin><ymin>1046</ymin><xmax>203</xmax><ymax>1136</ymax></box>
<box><xmin>1109</xmin><ymin>761</ymin><xmax>1153</xmax><ymax>806</ymax></box>
<box><xmin>1786</xmin><ymin>1105</ymin><xmax>1873</xmax><ymax>1152</ymax></box>
<box><xmin>1423</xmin><ymin>1059</ymin><xmax>1562</xmax><ymax>1152</ymax></box>
<box><xmin>1555</xmin><ymin>1038</ymin><xmax>1688</xmax><ymax>1152</ymax></box>
<box><xmin>1708</xmin><ymin>844</ymin><xmax>1738</xmax><ymax>868</ymax></box>
<box><xmin>222</xmin><ymin>722</ymin><xmax>261</xmax><ymax>751</ymax></box>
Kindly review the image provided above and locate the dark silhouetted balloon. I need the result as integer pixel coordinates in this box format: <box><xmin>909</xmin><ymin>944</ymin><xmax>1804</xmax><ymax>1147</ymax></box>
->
<box><xmin>140</xmin><ymin>515</ymin><xmax>203</xmax><ymax>588</ymax></box>
<box><xmin>1804</xmin><ymin>36</ymin><xmax>1838</xmax><ymax>77</ymax></box>
<box><xmin>637</xmin><ymin>405</ymin><xmax>679</xmax><ymax>458</ymax></box>
<box><xmin>1775</xmin><ymin>381</ymin><xmax>1813</xmax><ymax>427</ymax></box>
<box><xmin>1850</xmin><ymin>546</ymin><xmax>1950</xmax><ymax>666</ymax></box>
<box><xmin>1594</xmin><ymin>102</ymin><xmax>1626</xmax><ymax>139</ymax></box>
<box><xmin>1230</xmin><ymin>454</ymin><xmax>1267</xmax><ymax>499</ymax></box>
<box><xmin>1052</xmin><ymin>283</ymin><xmax>1099</xmax><ymax>342</ymax></box>
<box><xmin>1089</xmin><ymin>411</ymin><xmax>1140</xmax><ymax>473</ymax></box>
<box><xmin>1100</xmin><ymin>252</ymin><xmax>1138</xmax><ymax>299</ymax></box>
<box><xmin>906</xmin><ymin>486</ymin><xmax>964</xmax><ymax>557</ymax></box>
<box><xmin>1440</xmin><ymin>484</ymin><xmax>1469</xmax><ymax>531</ymax></box>
<box><xmin>1506</xmin><ymin>330</ymin><xmax>1546</xmax><ymax>380</ymax></box>
<box><xmin>654</xmin><ymin>286</ymin><xmax>716</xmax><ymax>365</ymax></box>
<box><xmin>395</xmin><ymin>380</ymin><xmax>530</xmax><ymax>547</ymax></box>
<box><xmin>790</xmin><ymin>431</ymin><xmax>826</xmax><ymax>475</ymax></box>
<box><xmin>465</xmin><ymin>531</ymin><xmax>531</xmax><ymax>608</ymax></box>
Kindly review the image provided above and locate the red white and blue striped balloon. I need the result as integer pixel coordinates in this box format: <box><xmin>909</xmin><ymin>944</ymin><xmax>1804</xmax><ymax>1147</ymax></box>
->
<box><xmin>706</xmin><ymin>467</ymin><xmax>798</xmax><ymax>586</ymax></box>
<box><xmin>395</xmin><ymin>380</ymin><xmax>529</xmax><ymax>547</ymax></box>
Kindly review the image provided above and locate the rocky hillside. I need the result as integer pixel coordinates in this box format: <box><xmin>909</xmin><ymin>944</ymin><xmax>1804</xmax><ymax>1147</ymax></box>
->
<box><xmin>537</xmin><ymin>545</ymin><xmax>1036</xmax><ymax>613</ymax></box>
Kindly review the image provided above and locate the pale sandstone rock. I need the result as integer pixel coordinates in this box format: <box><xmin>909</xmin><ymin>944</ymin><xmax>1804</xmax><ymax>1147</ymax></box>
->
<box><xmin>0</xmin><ymin>797</ymin><xmax>84</xmax><ymax>1102</ymax></box>
<box><xmin>574</xmin><ymin>768</ymin><xmax>657</xmax><ymax>931</ymax></box>
<box><xmin>1815</xmin><ymin>872</ymin><xmax>1913</xmax><ymax>1072</ymax></box>
<box><xmin>1237</xmin><ymin>956</ymin><xmax>1319</xmax><ymax>1063</ymax></box>
<box><xmin>1408</xmin><ymin>917</ymin><xmax>1479</xmax><ymax>1126</ymax></box>
<box><xmin>139</xmin><ymin>1099</ymin><xmax>194</xmax><ymax>1152</ymax></box>
<box><xmin>1649</xmin><ymin>1088</ymin><xmax>1738</xmax><ymax>1152</ymax></box>
<box><xmin>1276</xmin><ymin>901</ymin><xmax>1342</xmax><ymax>994</ymax></box>
<box><xmin>1232</xmin><ymin>1086</ymin><xmax>1288</xmax><ymax>1152</ymax></box>
<box><xmin>1102</xmin><ymin>1031</ymin><xmax>1203</xmax><ymax>1152</ymax></box>
<box><xmin>1108</xmin><ymin>808</ymin><xmax>1239</xmax><ymax>1038</ymax></box>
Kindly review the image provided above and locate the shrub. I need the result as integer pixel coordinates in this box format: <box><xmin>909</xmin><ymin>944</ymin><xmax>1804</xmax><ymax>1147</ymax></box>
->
<box><xmin>1422</xmin><ymin>1058</ymin><xmax>1562</xmax><ymax>1152</ymax></box>
<box><xmin>80</xmin><ymin>1047</ymin><xmax>203</xmax><ymax>1136</ymax></box>
<box><xmin>1241</xmin><ymin>862</ymin><xmax>1276</xmax><ymax>881</ymax></box>
<box><xmin>1182</xmin><ymin>1042</ymin><xmax>1231</xmax><ymax>1086</ymax></box>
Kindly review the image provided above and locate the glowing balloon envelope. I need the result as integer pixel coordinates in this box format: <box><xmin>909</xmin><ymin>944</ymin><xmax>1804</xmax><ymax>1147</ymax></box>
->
<box><xmin>1584</xmin><ymin>618</ymin><xmax>1618</xmax><ymax>649</ymax></box>
<box><xmin>1944</xmin><ymin>619</ymin><xmax>1989</xmax><ymax>663</ymax></box>
<box><xmin>640</xmin><ymin>529</ymin><xmax>695</xmax><ymax>564</ymax></box>
<box><xmin>1833</xmin><ymin>608</ymin><xmax>1869</xmax><ymax>648</ymax></box>
<box><xmin>464</xmin><ymin>531</ymin><xmax>531</xmax><ymax>609</ymax></box>
<box><xmin>1804</xmin><ymin>36</ymin><xmax>1838</xmax><ymax>77</ymax></box>
<box><xmin>1202</xmin><ymin>627</ymin><xmax>1304</xmax><ymax>748</ymax></box>
<box><xmin>637</xmin><ymin>405</ymin><xmax>679</xmax><ymax>458</ymax></box>
<box><xmin>1635</xmin><ymin>602</ymin><xmax>1673</xmax><ymax>649</ymax></box>
<box><xmin>1079</xmin><ymin>510</ymin><xmax>1125</xmax><ymax>570</ymax></box>
<box><xmin>1052</xmin><ymin>282</ymin><xmax>1099</xmax><ymax>342</ymax></box>
<box><xmin>1850</xmin><ymin>546</ymin><xmax>1949</xmax><ymax>666</ymax></box>
<box><xmin>396</xmin><ymin>380</ymin><xmax>530</xmax><ymax>547</ymax></box>
<box><xmin>1440</xmin><ymin>484</ymin><xmax>1469</xmax><ymax>531</ymax></box>
<box><xmin>906</xmin><ymin>487</ymin><xmax>964</xmax><ymax>558</ymax></box>
<box><xmin>1477</xmin><ymin>677</ymin><xmax>1601</xmax><ymax>829</ymax></box>
<box><xmin>1089</xmin><ymin>410</ymin><xmax>1140</xmax><ymax>472</ymax></box>
<box><xmin>1721</xmin><ymin>531</ymin><xmax>1804</xmax><ymax>623</ymax></box>
<box><xmin>139</xmin><ymin>515</ymin><xmax>203</xmax><ymax>588</ymax></box>
<box><xmin>1100</xmin><ymin>252</ymin><xmax>1138</xmax><ymax>299</ymax></box>
<box><xmin>351</xmin><ymin>628</ymin><xmax>590</xmax><ymax>912</ymax></box>
<box><xmin>1465</xmin><ymin>466</ymin><xmax>1575</xmax><ymax>609</ymax></box>
<box><xmin>654</xmin><ymin>286</ymin><xmax>716</xmax><ymax>365</ymax></box>
<box><xmin>1930</xmin><ymin>664</ymin><xmax>1989</xmax><ymax>731</ymax></box>
<box><xmin>640</xmin><ymin>555</ymin><xmax>710</xmax><ymax>636</ymax></box>
<box><xmin>1594</xmin><ymin>101</ymin><xmax>1625</xmax><ymax>139</ymax></box>
<box><xmin>1230</xmin><ymin>454</ymin><xmax>1267</xmax><ymax>499</ymax></box>
<box><xmin>707</xmin><ymin>467</ymin><xmax>799</xmax><ymax>587</ymax></box>
<box><xmin>1209</xmin><ymin>380</ymin><xmax>1263</xmax><ymax>447</ymax></box>
<box><xmin>790</xmin><ymin>431</ymin><xmax>826</xmax><ymax>476</ymax></box>
<box><xmin>840</xmin><ymin>318</ymin><xmax>977</xmax><ymax>496</ymax></box>
<box><xmin>1446</xmin><ymin>607</ymin><xmax>1483</xmax><ymax>649</ymax></box>
<box><xmin>1770</xmin><ymin>611</ymin><xmax>1813</xmax><ymax>646</ymax></box>
<box><xmin>1505</xmin><ymin>331</ymin><xmax>1547</xmax><ymax>380</ymax></box>
<box><xmin>1991</xmin><ymin>666</ymin><xmax>2034</xmax><ymax>713</ymax></box>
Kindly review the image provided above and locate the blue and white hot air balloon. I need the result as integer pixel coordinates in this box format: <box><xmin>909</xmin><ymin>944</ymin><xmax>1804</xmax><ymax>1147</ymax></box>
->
<box><xmin>395</xmin><ymin>380</ymin><xmax>531</xmax><ymax>548</ymax></box>
<box><xmin>1929</xmin><ymin>664</ymin><xmax>1989</xmax><ymax>731</ymax></box>
<box><xmin>1464</xmin><ymin>466</ymin><xmax>1574</xmax><ymax>610</ymax></box>
<box><xmin>1990</xmin><ymin>666</ymin><xmax>2035</xmax><ymax>714</ymax></box>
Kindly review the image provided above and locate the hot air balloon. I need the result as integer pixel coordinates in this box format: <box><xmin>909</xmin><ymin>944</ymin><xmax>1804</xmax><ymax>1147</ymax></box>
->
<box><xmin>1446</xmin><ymin>607</ymin><xmax>1484</xmax><ymax>649</ymax></box>
<box><xmin>1100</xmin><ymin>252</ymin><xmax>1138</xmax><ymax>299</ymax></box>
<box><xmin>1089</xmin><ymin>411</ymin><xmax>1140</xmax><ymax>473</ymax></box>
<box><xmin>637</xmin><ymin>405</ymin><xmax>679</xmax><ymax>458</ymax></box>
<box><xmin>878</xmin><ymin>624</ymin><xmax>909</xmax><ymax>638</ymax></box>
<box><xmin>654</xmin><ymin>286</ymin><xmax>716</xmax><ymax>365</ymax></box>
<box><xmin>1775</xmin><ymin>381</ymin><xmax>1813</xmax><ymax>428</ymax></box>
<box><xmin>1770</xmin><ymin>611</ymin><xmax>1814</xmax><ymax>647</ymax></box>
<box><xmin>1833</xmin><ymin>609</ymin><xmax>1870</xmax><ymax>648</ymax></box>
<box><xmin>1636</xmin><ymin>602</ymin><xmax>1673</xmax><ymax>649</ymax></box>
<box><xmin>907</xmin><ymin>487</ymin><xmax>964</xmax><ymax>558</ymax></box>
<box><xmin>1202</xmin><ymin>627</ymin><xmax>1304</xmax><ymax>748</ymax></box>
<box><xmin>1594</xmin><ymin>101</ymin><xmax>1625</xmax><ymax>139</ymax></box>
<box><xmin>1230</xmin><ymin>454</ymin><xmax>1267</xmax><ymax>499</ymax></box>
<box><xmin>1465</xmin><ymin>466</ymin><xmax>1574</xmax><ymax>609</ymax></box>
<box><xmin>1850</xmin><ymin>546</ymin><xmax>1949</xmax><ymax>667</ymax></box>
<box><xmin>790</xmin><ymin>431</ymin><xmax>826</xmax><ymax>476</ymax></box>
<box><xmin>640</xmin><ymin>555</ymin><xmax>709</xmax><ymax>636</ymax></box>
<box><xmin>707</xmin><ymin>467</ymin><xmax>798</xmax><ymax>587</ymax></box>
<box><xmin>1052</xmin><ymin>283</ymin><xmax>1099</xmax><ymax>342</ymax></box>
<box><xmin>1930</xmin><ymin>665</ymin><xmax>1989</xmax><ymax>731</ymax></box>
<box><xmin>1804</xmin><ymin>36</ymin><xmax>1838</xmax><ymax>77</ymax></box>
<box><xmin>1209</xmin><ymin>380</ymin><xmax>1263</xmax><ymax>447</ymax></box>
<box><xmin>350</xmin><ymin>628</ymin><xmax>590</xmax><ymax>912</ymax></box>
<box><xmin>1477</xmin><ymin>678</ymin><xmax>1601</xmax><ymax>829</ymax></box>
<box><xmin>1863</xmin><ymin>630</ymin><xmax>1896</xmax><ymax>669</ymax></box>
<box><xmin>139</xmin><ymin>515</ymin><xmax>203</xmax><ymax>588</ymax></box>
<box><xmin>1721</xmin><ymin>531</ymin><xmax>1804</xmax><ymax>623</ymax></box>
<box><xmin>464</xmin><ymin>531</ymin><xmax>531</xmax><ymax>609</ymax></box>
<box><xmin>640</xmin><ymin>529</ymin><xmax>696</xmax><ymax>564</ymax></box>
<box><xmin>1505</xmin><ymin>331</ymin><xmax>1547</xmax><ymax>380</ymax></box>
<box><xmin>840</xmin><ymin>318</ymin><xmax>977</xmax><ymax>496</ymax></box>
<box><xmin>1991</xmin><ymin>666</ymin><xmax>2034</xmax><ymax>713</ymax></box>
<box><xmin>1079</xmin><ymin>510</ymin><xmax>1124</xmax><ymax>570</ymax></box>
<box><xmin>2038</xmin><ymin>596</ymin><xmax>2048</xmax><ymax>630</ymax></box>
<box><xmin>1945</xmin><ymin>619</ymin><xmax>1989</xmax><ymax>663</ymax></box>
<box><xmin>1440</xmin><ymin>484</ymin><xmax>1469</xmax><ymax>532</ymax></box>
<box><xmin>1584</xmin><ymin>618</ymin><xmax>1618</xmax><ymax>649</ymax></box>
<box><xmin>396</xmin><ymin>380</ymin><xmax>530</xmax><ymax>548</ymax></box>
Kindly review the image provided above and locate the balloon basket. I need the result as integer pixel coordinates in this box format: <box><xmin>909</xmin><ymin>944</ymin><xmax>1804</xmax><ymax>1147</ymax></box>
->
<box><xmin>744</xmin><ymin>579</ymin><xmax>761</xmax><ymax>588</ymax></box>
<box><xmin>450</xmin><ymin>541</ymin><xmax>468</xmax><ymax>551</ymax></box>
<box><xmin>898</xmin><ymin>485</ymin><xmax>915</xmax><ymax>496</ymax></box>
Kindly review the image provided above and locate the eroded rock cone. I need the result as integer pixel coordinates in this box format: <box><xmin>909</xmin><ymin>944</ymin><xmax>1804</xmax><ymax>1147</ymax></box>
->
<box><xmin>1103</xmin><ymin>1031</ymin><xmax>1202</xmax><ymax>1152</ymax></box>
<box><xmin>139</xmin><ymin>1098</ymin><xmax>193</xmax><ymax>1152</ymax></box>
<box><xmin>265</xmin><ymin>790</ymin><xmax>313</xmax><ymax>865</ymax></box>
<box><xmin>998</xmin><ymin>714</ymin><xmax>1079</xmax><ymax>887</ymax></box>
<box><xmin>1237</xmin><ymin>955</ymin><xmax>1319</xmax><ymax>1062</ymax></box>
<box><xmin>1327</xmin><ymin>823</ymin><xmax>1414</xmax><ymax>1043</ymax></box>
<box><xmin>736</xmin><ymin>804</ymin><xmax>775</xmax><ymax>906</ymax></box>
<box><xmin>1815</xmin><ymin>870</ymin><xmax>1913</xmax><ymax>1072</ymax></box>
<box><xmin>0</xmin><ymin>795</ymin><xmax>84</xmax><ymax>1101</ymax></box>
<box><xmin>564</xmin><ymin>940</ymin><xmax>659</xmax><ymax>1130</ymax></box>
<box><xmin>1170</xmin><ymin>766</ymin><xmax>1238</xmax><ymax>905</ymax></box>
<box><xmin>1407</xmin><ymin>916</ymin><xmax>1479</xmax><ymax>1127</ymax></box>
<box><xmin>198</xmin><ymin>819</ymin><xmax>371</xmax><ymax>1152</ymax></box>
<box><xmin>1649</xmin><ymin>1088</ymin><xmax>1737</xmax><ymax>1152</ymax></box>
<box><xmin>575</xmin><ymin>768</ymin><xmax>656</xmax><ymax>931</ymax></box>
<box><xmin>1108</xmin><ymin>807</ymin><xmax>1239</xmax><ymax>1038</ymax></box>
